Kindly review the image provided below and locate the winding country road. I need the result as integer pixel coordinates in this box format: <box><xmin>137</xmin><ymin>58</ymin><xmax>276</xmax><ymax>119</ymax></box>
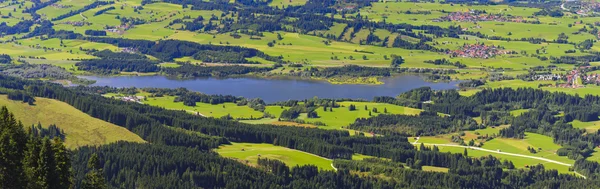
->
<box><xmin>412</xmin><ymin>139</ymin><xmax>587</xmax><ymax>178</ymax></box>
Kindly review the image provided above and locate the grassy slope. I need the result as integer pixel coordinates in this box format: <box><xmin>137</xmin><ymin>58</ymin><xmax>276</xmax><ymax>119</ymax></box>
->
<box><xmin>215</xmin><ymin>142</ymin><xmax>334</xmax><ymax>170</ymax></box>
<box><xmin>0</xmin><ymin>95</ymin><xmax>144</xmax><ymax>149</ymax></box>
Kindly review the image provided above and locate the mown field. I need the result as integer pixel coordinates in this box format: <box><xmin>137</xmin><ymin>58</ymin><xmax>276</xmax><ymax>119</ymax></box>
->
<box><xmin>215</xmin><ymin>142</ymin><xmax>335</xmax><ymax>170</ymax></box>
<box><xmin>0</xmin><ymin>95</ymin><xmax>145</xmax><ymax>149</ymax></box>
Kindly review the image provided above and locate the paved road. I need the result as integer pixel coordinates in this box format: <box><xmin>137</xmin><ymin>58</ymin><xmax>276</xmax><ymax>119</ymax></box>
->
<box><xmin>416</xmin><ymin>142</ymin><xmax>571</xmax><ymax>166</ymax></box>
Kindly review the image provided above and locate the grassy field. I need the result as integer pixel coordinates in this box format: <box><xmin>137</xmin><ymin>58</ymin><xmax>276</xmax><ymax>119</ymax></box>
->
<box><xmin>299</xmin><ymin>101</ymin><xmax>423</xmax><ymax>130</ymax></box>
<box><xmin>358</xmin><ymin>2</ymin><xmax>595</xmax><ymax>43</ymax></box>
<box><xmin>0</xmin><ymin>95</ymin><xmax>144</xmax><ymax>149</ymax></box>
<box><xmin>571</xmin><ymin>120</ymin><xmax>600</xmax><ymax>133</ymax></box>
<box><xmin>132</xmin><ymin>94</ymin><xmax>265</xmax><ymax>119</ymax></box>
<box><xmin>510</xmin><ymin>109</ymin><xmax>530</xmax><ymax>116</ymax></box>
<box><xmin>472</xmin><ymin>80</ymin><xmax>600</xmax><ymax>97</ymax></box>
<box><xmin>215</xmin><ymin>142</ymin><xmax>334</xmax><ymax>170</ymax></box>
<box><xmin>422</xmin><ymin>166</ymin><xmax>449</xmax><ymax>173</ymax></box>
<box><xmin>413</xmin><ymin>129</ymin><xmax>574</xmax><ymax>173</ymax></box>
<box><xmin>480</xmin><ymin>132</ymin><xmax>574</xmax><ymax>165</ymax></box>
<box><xmin>269</xmin><ymin>0</ymin><xmax>308</xmax><ymax>7</ymax></box>
<box><xmin>436</xmin><ymin>145</ymin><xmax>571</xmax><ymax>173</ymax></box>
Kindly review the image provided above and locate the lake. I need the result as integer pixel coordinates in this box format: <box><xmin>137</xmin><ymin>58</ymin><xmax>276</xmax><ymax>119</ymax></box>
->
<box><xmin>81</xmin><ymin>75</ymin><xmax>462</xmax><ymax>103</ymax></box>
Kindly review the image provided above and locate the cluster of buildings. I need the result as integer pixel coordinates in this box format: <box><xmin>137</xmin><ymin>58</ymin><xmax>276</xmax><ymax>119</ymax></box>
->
<box><xmin>105</xmin><ymin>24</ymin><xmax>132</xmax><ymax>34</ymax></box>
<box><xmin>437</xmin><ymin>11</ymin><xmax>525</xmax><ymax>23</ymax></box>
<box><xmin>448</xmin><ymin>44</ymin><xmax>510</xmax><ymax>59</ymax></box>
<box><xmin>582</xmin><ymin>73</ymin><xmax>600</xmax><ymax>85</ymax></box>
<box><xmin>50</xmin><ymin>4</ymin><xmax>72</xmax><ymax>9</ymax></box>
<box><xmin>120</xmin><ymin>47</ymin><xmax>138</xmax><ymax>54</ymax></box>
<box><xmin>335</xmin><ymin>5</ymin><xmax>356</xmax><ymax>12</ymax></box>
<box><xmin>570</xmin><ymin>1</ymin><xmax>600</xmax><ymax>16</ymax></box>
<box><xmin>119</xmin><ymin>96</ymin><xmax>144</xmax><ymax>103</ymax></box>
<box><xmin>532</xmin><ymin>74</ymin><xmax>563</xmax><ymax>81</ymax></box>
<box><xmin>62</xmin><ymin>21</ymin><xmax>90</xmax><ymax>27</ymax></box>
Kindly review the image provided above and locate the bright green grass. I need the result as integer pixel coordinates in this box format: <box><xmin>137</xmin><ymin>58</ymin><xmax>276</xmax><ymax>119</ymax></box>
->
<box><xmin>159</xmin><ymin>62</ymin><xmax>181</xmax><ymax>68</ymax></box>
<box><xmin>215</xmin><ymin>142</ymin><xmax>334</xmax><ymax>170</ymax></box>
<box><xmin>0</xmin><ymin>95</ymin><xmax>145</xmax><ymax>149</ymax></box>
<box><xmin>433</xmin><ymin>36</ymin><xmax>591</xmax><ymax>57</ymax></box>
<box><xmin>465</xmin><ymin>126</ymin><xmax>506</xmax><ymax>137</ymax></box>
<box><xmin>458</xmin><ymin>89</ymin><xmax>481</xmax><ymax>96</ymax></box>
<box><xmin>571</xmin><ymin>120</ymin><xmax>600</xmax><ymax>133</ymax></box>
<box><xmin>0</xmin><ymin>1</ymin><xmax>34</xmax><ymax>26</ymax></box>
<box><xmin>21</xmin><ymin>59</ymin><xmax>87</xmax><ymax>74</ymax></box>
<box><xmin>246</xmin><ymin>56</ymin><xmax>276</xmax><ymax>64</ymax></box>
<box><xmin>139</xmin><ymin>95</ymin><xmax>264</xmax><ymax>119</ymax></box>
<box><xmin>510</xmin><ymin>109</ymin><xmax>530</xmax><ymax>116</ymax></box>
<box><xmin>168</xmin><ymin>30</ymin><xmax>572</xmax><ymax>69</ymax></box>
<box><xmin>17</xmin><ymin>38</ymin><xmax>119</xmax><ymax>54</ymax></box>
<box><xmin>417</xmin><ymin>136</ymin><xmax>454</xmax><ymax>144</ymax></box>
<box><xmin>480</xmin><ymin>132</ymin><xmax>574</xmax><ymax>165</ymax></box>
<box><xmin>168</xmin><ymin>31</ymin><xmax>453</xmax><ymax>68</ymax></box>
<box><xmin>436</xmin><ymin>145</ymin><xmax>571</xmax><ymax>173</ymax></box>
<box><xmin>269</xmin><ymin>0</ymin><xmax>308</xmax><ymax>7</ymax></box>
<box><xmin>422</xmin><ymin>166</ymin><xmax>449</xmax><ymax>173</ymax></box>
<box><xmin>351</xmin><ymin>153</ymin><xmax>378</xmax><ymax>161</ymax></box>
<box><xmin>483</xmin><ymin>80</ymin><xmax>600</xmax><ymax>96</ymax></box>
<box><xmin>0</xmin><ymin>43</ymin><xmax>96</xmax><ymax>60</ymax></box>
<box><xmin>299</xmin><ymin>101</ymin><xmax>423</xmax><ymax>130</ymax></box>
<box><xmin>37</xmin><ymin>0</ymin><xmax>93</xmax><ymax>19</ymax></box>
<box><xmin>359</xmin><ymin>2</ymin><xmax>595</xmax><ymax>43</ymax></box>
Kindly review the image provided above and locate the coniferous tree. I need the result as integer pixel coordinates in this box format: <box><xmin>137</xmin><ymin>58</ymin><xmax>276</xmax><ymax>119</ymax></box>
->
<box><xmin>0</xmin><ymin>106</ymin><xmax>27</xmax><ymax>188</ymax></box>
<box><xmin>82</xmin><ymin>154</ymin><xmax>107</xmax><ymax>189</ymax></box>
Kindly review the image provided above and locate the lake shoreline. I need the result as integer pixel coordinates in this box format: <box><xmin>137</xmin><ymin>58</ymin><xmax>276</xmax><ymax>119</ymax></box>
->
<box><xmin>80</xmin><ymin>74</ymin><xmax>463</xmax><ymax>103</ymax></box>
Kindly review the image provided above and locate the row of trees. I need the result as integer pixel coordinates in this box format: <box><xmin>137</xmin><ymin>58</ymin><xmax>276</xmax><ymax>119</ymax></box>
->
<box><xmin>349</xmin><ymin>111</ymin><xmax>481</xmax><ymax>136</ymax></box>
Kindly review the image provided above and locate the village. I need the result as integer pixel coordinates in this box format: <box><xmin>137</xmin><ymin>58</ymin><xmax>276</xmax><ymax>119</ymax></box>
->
<box><xmin>436</xmin><ymin>10</ymin><xmax>527</xmax><ymax>23</ymax></box>
<box><xmin>448</xmin><ymin>43</ymin><xmax>510</xmax><ymax>59</ymax></box>
<box><xmin>528</xmin><ymin>67</ymin><xmax>600</xmax><ymax>88</ymax></box>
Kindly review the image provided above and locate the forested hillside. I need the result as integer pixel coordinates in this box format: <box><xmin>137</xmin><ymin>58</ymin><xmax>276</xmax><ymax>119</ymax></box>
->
<box><xmin>3</xmin><ymin>0</ymin><xmax>600</xmax><ymax>188</ymax></box>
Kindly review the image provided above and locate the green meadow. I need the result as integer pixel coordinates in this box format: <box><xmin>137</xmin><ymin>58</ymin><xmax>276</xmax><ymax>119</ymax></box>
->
<box><xmin>269</xmin><ymin>0</ymin><xmax>308</xmax><ymax>7</ymax></box>
<box><xmin>300</xmin><ymin>101</ymin><xmax>423</xmax><ymax>130</ymax></box>
<box><xmin>134</xmin><ymin>94</ymin><xmax>265</xmax><ymax>119</ymax></box>
<box><xmin>215</xmin><ymin>142</ymin><xmax>334</xmax><ymax>170</ymax></box>
<box><xmin>480</xmin><ymin>132</ymin><xmax>574</xmax><ymax>166</ymax></box>
<box><xmin>0</xmin><ymin>95</ymin><xmax>145</xmax><ymax>149</ymax></box>
<box><xmin>414</xmin><ymin>129</ymin><xmax>575</xmax><ymax>173</ymax></box>
<box><xmin>571</xmin><ymin>120</ymin><xmax>600</xmax><ymax>133</ymax></box>
<box><xmin>436</xmin><ymin>145</ymin><xmax>571</xmax><ymax>173</ymax></box>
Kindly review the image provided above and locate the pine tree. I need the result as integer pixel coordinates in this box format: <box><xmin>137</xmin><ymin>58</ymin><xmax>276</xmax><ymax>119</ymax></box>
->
<box><xmin>0</xmin><ymin>106</ymin><xmax>27</xmax><ymax>188</ymax></box>
<box><xmin>53</xmin><ymin>138</ymin><xmax>72</xmax><ymax>189</ymax></box>
<box><xmin>82</xmin><ymin>154</ymin><xmax>107</xmax><ymax>189</ymax></box>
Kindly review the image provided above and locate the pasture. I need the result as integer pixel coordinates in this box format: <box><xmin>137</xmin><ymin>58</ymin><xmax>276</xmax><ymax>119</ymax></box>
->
<box><xmin>436</xmin><ymin>145</ymin><xmax>571</xmax><ymax>173</ymax></box>
<box><xmin>480</xmin><ymin>132</ymin><xmax>574</xmax><ymax>165</ymax></box>
<box><xmin>0</xmin><ymin>95</ymin><xmax>145</xmax><ymax>149</ymax></box>
<box><xmin>134</xmin><ymin>94</ymin><xmax>265</xmax><ymax>119</ymax></box>
<box><xmin>571</xmin><ymin>120</ymin><xmax>600</xmax><ymax>133</ymax></box>
<box><xmin>299</xmin><ymin>101</ymin><xmax>423</xmax><ymax>130</ymax></box>
<box><xmin>215</xmin><ymin>142</ymin><xmax>334</xmax><ymax>170</ymax></box>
